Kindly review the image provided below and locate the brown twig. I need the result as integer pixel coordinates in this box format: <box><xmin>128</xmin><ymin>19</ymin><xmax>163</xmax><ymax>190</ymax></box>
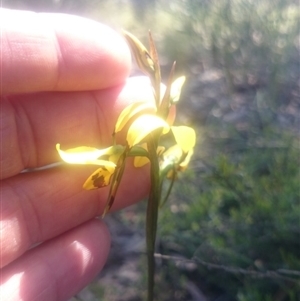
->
<box><xmin>154</xmin><ymin>253</ymin><xmax>300</xmax><ymax>284</ymax></box>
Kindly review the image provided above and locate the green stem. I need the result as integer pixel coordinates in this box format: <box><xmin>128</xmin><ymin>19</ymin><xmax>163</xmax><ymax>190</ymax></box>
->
<box><xmin>160</xmin><ymin>166</ymin><xmax>176</xmax><ymax>208</ymax></box>
<box><xmin>146</xmin><ymin>136</ymin><xmax>161</xmax><ymax>301</ymax></box>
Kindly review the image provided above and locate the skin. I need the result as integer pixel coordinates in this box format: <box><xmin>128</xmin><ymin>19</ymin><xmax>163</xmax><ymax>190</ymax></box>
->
<box><xmin>0</xmin><ymin>8</ymin><xmax>152</xmax><ymax>301</ymax></box>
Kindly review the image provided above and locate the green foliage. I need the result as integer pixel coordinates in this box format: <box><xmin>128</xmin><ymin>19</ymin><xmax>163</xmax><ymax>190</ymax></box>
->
<box><xmin>161</xmin><ymin>0</ymin><xmax>299</xmax><ymax>89</ymax></box>
<box><xmin>158</xmin><ymin>123</ymin><xmax>300</xmax><ymax>300</ymax></box>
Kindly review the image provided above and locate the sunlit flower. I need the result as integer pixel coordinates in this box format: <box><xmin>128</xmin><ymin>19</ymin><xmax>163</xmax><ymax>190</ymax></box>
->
<box><xmin>56</xmin><ymin>30</ymin><xmax>196</xmax><ymax>301</ymax></box>
<box><xmin>56</xmin><ymin>30</ymin><xmax>195</xmax><ymax>214</ymax></box>
<box><xmin>56</xmin><ymin>143</ymin><xmax>125</xmax><ymax>187</ymax></box>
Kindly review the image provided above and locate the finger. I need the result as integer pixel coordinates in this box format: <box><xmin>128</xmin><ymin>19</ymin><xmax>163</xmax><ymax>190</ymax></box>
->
<box><xmin>0</xmin><ymin>8</ymin><xmax>131</xmax><ymax>94</ymax></box>
<box><xmin>1</xmin><ymin>76</ymin><xmax>154</xmax><ymax>179</ymax></box>
<box><xmin>1</xmin><ymin>161</ymin><xmax>149</xmax><ymax>268</ymax></box>
<box><xmin>0</xmin><ymin>219</ymin><xmax>110</xmax><ymax>301</ymax></box>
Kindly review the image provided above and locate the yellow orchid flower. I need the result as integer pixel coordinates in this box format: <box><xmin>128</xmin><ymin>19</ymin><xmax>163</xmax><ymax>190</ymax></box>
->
<box><xmin>56</xmin><ymin>144</ymin><xmax>122</xmax><ymax>166</ymax></box>
<box><xmin>56</xmin><ymin>30</ymin><xmax>196</xmax><ymax>301</ymax></box>
<box><xmin>120</xmin><ymin>31</ymin><xmax>196</xmax><ymax>301</ymax></box>
<box><xmin>56</xmin><ymin>143</ymin><xmax>125</xmax><ymax>189</ymax></box>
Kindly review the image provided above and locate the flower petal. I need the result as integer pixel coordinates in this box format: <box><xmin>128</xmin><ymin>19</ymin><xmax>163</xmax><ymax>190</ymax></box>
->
<box><xmin>161</xmin><ymin>145</ymin><xmax>194</xmax><ymax>179</ymax></box>
<box><xmin>122</xmin><ymin>30</ymin><xmax>155</xmax><ymax>77</ymax></box>
<box><xmin>115</xmin><ymin>101</ymin><xmax>156</xmax><ymax>133</ymax></box>
<box><xmin>127</xmin><ymin>114</ymin><xmax>170</xmax><ymax>147</ymax></box>
<box><xmin>134</xmin><ymin>144</ymin><xmax>165</xmax><ymax>167</ymax></box>
<box><xmin>171</xmin><ymin>126</ymin><xmax>196</xmax><ymax>153</ymax></box>
<box><xmin>83</xmin><ymin>166</ymin><xmax>115</xmax><ymax>190</ymax></box>
<box><xmin>170</xmin><ymin>76</ymin><xmax>186</xmax><ymax>103</ymax></box>
<box><xmin>56</xmin><ymin>144</ymin><xmax>108</xmax><ymax>164</ymax></box>
<box><xmin>162</xmin><ymin>145</ymin><xmax>183</xmax><ymax>166</ymax></box>
<box><xmin>56</xmin><ymin>144</ymin><xmax>124</xmax><ymax>164</ymax></box>
<box><xmin>160</xmin><ymin>145</ymin><xmax>182</xmax><ymax>179</ymax></box>
<box><xmin>132</xmin><ymin>143</ymin><xmax>149</xmax><ymax>167</ymax></box>
<box><xmin>179</xmin><ymin>149</ymin><xmax>194</xmax><ymax>171</ymax></box>
<box><xmin>134</xmin><ymin>156</ymin><xmax>150</xmax><ymax>167</ymax></box>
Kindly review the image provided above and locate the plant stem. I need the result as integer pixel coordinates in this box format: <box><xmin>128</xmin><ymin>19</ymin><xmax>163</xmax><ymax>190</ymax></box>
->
<box><xmin>146</xmin><ymin>136</ymin><xmax>161</xmax><ymax>301</ymax></box>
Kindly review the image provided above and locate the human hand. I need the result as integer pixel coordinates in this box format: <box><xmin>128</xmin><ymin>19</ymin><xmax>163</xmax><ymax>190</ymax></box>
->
<box><xmin>0</xmin><ymin>8</ymin><xmax>151</xmax><ymax>300</ymax></box>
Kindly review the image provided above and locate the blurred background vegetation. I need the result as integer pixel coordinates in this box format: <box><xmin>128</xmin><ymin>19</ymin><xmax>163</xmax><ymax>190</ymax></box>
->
<box><xmin>3</xmin><ymin>0</ymin><xmax>299</xmax><ymax>300</ymax></box>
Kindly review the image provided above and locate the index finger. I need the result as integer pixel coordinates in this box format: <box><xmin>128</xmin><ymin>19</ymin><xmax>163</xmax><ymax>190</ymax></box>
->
<box><xmin>0</xmin><ymin>8</ymin><xmax>131</xmax><ymax>94</ymax></box>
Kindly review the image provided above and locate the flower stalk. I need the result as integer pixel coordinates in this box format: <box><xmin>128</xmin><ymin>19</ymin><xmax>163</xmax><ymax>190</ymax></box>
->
<box><xmin>146</xmin><ymin>136</ymin><xmax>161</xmax><ymax>301</ymax></box>
<box><xmin>56</xmin><ymin>30</ymin><xmax>196</xmax><ymax>301</ymax></box>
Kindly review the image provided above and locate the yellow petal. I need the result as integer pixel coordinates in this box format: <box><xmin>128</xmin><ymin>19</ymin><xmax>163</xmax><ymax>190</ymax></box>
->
<box><xmin>134</xmin><ymin>156</ymin><xmax>150</xmax><ymax>167</ymax></box>
<box><xmin>56</xmin><ymin>144</ymin><xmax>124</xmax><ymax>165</ymax></box>
<box><xmin>127</xmin><ymin>114</ymin><xmax>170</xmax><ymax>147</ymax></box>
<box><xmin>170</xmin><ymin>76</ymin><xmax>186</xmax><ymax>103</ymax></box>
<box><xmin>161</xmin><ymin>145</ymin><xmax>194</xmax><ymax>178</ymax></box>
<box><xmin>133</xmin><ymin>143</ymin><xmax>149</xmax><ymax>167</ymax></box>
<box><xmin>122</xmin><ymin>30</ymin><xmax>155</xmax><ymax>77</ymax></box>
<box><xmin>162</xmin><ymin>144</ymin><xmax>184</xmax><ymax>166</ymax></box>
<box><xmin>83</xmin><ymin>166</ymin><xmax>115</xmax><ymax>190</ymax></box>
<box><xmin>115</xmin><ymin>101</ymin><xmax>156</xmax><ymax>133</ymax></box>
<box><xmin>56</xmin><ymin>144</ymin><xmax>109</xmax><ymax>164</ymax></box>
<box><xmin>133</xmin><ymin>144</ymin><xmax>165</xmax><ymax>167</ymax></box>
<box><xmin>179</xmin><ymin>149</ymin><xmax>194</xmax><ymax>171</ymax></box>
<box><xmin>171</xmin><ymin>126</ymin><xmax>196</xmax><ymax>153</ymax></box>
